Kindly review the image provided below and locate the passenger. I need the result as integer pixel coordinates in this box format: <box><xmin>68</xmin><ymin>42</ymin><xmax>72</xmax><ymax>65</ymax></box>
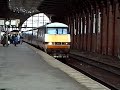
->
<box><xmin>17</xmin><ymin>34</ymin><xmax>20</xmax><ymax>44</ymax></box>
<box><xmin>8</xmin><ymin>34</ymin><xmax>11</xmax><ymax>45</ymax></box>
<box><xmin>13</xmin><ymin>34</ymin><xmax>18</xmax><ymax>46</ymax></box>
<box><xmin>9</xmin><ymin>34</ymin><xmax>13</xmax><ymax>44</ymax></box>
<box><xmin>1</xmin><ymin>34</ymin><xmax>7</xmax><ymax>46</ymax></box>
<box><xmin>20</xmin><ymin>35</ymin><xmax>23</xmax><ymax>44</ymax></box>
<box><xmin>11</xmin><ymin>35</ymin><xmax>15</xmax><ymax>44</ymax></box>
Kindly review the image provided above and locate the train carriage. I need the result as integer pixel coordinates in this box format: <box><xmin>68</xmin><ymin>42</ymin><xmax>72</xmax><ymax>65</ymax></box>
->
<box><xmin>23</xmin><ymin>22</ymin><xmax>71</xmax><ymax>58</ymax></box>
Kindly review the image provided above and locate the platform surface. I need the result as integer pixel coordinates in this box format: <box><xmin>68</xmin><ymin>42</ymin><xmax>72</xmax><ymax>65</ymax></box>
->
<box><xmin>0</xmin><ymin>43</ymin><xmax>89</xmax><ymax>90</ymax></box>
<box><xmin>0</xmin><ymin>43</ymin><xmax>110</xmax><ymax>90</ymax></box>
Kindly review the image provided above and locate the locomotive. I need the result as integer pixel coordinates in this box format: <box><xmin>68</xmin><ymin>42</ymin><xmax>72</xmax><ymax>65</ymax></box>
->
<box><xmin>23</xmin><ymin>22</ymin><xmax>71</xmax><ymax>58</ymax></box>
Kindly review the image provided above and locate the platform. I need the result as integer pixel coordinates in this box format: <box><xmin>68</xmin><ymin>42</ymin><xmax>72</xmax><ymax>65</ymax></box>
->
<box><xmin>0</xmin><ymin>43</ymin><xmax>110</xmax><ymax>90</ymax></box>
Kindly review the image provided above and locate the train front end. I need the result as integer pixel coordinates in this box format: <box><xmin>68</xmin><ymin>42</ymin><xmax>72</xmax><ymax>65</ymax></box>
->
<box><xmin>44</xmin><ymin>22</ymin><xmax>71</xmax><ymax>58</ymax></box>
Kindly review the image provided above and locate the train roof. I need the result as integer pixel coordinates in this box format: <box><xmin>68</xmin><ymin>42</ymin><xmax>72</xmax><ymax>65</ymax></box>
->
<box><xmin>22</xmin><ymin>22</ymin><xmax>68</xmax><ymax>32</ymax></box>
<box><xmin>46</xmin><ymin>22</ymin><xmax>68</xmax><ymax>28</ymax></box>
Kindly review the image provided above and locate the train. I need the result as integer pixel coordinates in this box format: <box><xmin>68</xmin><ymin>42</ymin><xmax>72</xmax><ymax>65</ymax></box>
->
<box><xmin>22</xmin><ymin>22</ymin><xmax>71</xmax><ymax>58</ymax></box>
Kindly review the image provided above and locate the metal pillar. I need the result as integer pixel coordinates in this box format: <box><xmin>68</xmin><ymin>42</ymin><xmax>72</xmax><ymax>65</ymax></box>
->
<box><xmin>5</xmin><ymin>20</ymin><xmax>10</xmax><ymax>46</ymax></box>
<box><xmin>5</xmin><ymin>26</ymin><xmax>8</xmax><ymax>46</ymax></box>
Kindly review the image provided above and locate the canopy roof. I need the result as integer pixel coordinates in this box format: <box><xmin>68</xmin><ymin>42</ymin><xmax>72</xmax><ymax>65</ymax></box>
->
<box><xmin>0</xmin><ymin>0</ymin><xmax>119</xmax><ymax>27</ymax></box>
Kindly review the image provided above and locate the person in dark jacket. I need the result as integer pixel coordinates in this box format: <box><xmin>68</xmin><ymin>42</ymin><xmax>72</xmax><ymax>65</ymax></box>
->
<box><xmin>1</xmin><ymin>34</ymin><xmax>7</xmax><ymax>46</ymax></box>
<box><xmin>13</xmin><ymin>34</ymin><xmax>18</xmax><ymax>46</ymax></box>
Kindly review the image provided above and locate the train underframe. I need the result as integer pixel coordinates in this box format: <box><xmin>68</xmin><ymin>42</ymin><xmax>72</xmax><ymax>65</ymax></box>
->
<box><xmin>46</xmin><ymin>47</ymin><xmax>70</xmax><ymax>58</ymax></box>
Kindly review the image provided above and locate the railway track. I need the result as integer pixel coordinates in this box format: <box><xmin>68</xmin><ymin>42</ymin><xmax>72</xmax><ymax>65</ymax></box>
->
<box><xmin>63</xmin><ymin>54</ymin><xmax>120</xmax><ymax>90</ymax></box>
<box><xmin>28</xmin><ymin>43</ymin><xmax>120</xmax><ymax>90</ymax></box>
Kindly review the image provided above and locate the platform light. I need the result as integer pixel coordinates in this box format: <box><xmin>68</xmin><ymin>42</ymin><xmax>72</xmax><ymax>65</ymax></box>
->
<box><xmin>5</xmin><ymin>20</ymin><xmax>10</xmax><ymax>26</ymax></box>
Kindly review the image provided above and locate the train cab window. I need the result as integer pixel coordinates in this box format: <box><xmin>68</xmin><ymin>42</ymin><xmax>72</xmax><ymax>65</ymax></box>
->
<box><xmin>62</xmin><ymin>29</ymin><xmax>68</xmax><ymax>34</ymax></box>
<box><xmin>47</xmin><ymin>28</ymin><xmax>57</xmax><ymax>34</ymax></box>
<box><xmin>57</xmin><ymin>28</ymin><xmax>68</xmax><ymax>34</ymax></box>
<box><xmin>57</xmin><ymin>28</ymin><xmax>62</xmax><ymax>34</ymax></box>
<box><xmin>47</xmin><ymin>28</ymin><xmax>68</xmax><ymax>34</ymax></box>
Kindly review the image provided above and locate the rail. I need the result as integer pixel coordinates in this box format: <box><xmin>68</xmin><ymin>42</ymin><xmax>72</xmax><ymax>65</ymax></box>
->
<box><xmin>64</xmin><ymin>53</ymin><xmax>120</xmax><ymax>90</ymax></box>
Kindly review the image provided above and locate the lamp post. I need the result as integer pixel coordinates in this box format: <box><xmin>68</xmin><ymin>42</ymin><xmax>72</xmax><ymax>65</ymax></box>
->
<box><xmin>5</xmin><ymin>20</ymin><xmax>10</xmax><ymax>46</ymax></box>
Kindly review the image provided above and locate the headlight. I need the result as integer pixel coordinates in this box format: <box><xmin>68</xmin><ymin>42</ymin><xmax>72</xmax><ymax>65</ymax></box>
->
<box><xmin>62</xmin><ymin>42</ymin><xmax>70</xmax><ymax>45</ymax></box>
<box><xmin>48</xmin><ymin>42</ymin><xmax>52</xmax><ymax>45</ymax></box>
<box><xmin>65</xmin><ymin>43</ymin><xmax>68</xmax><ymax>45</ymax></box>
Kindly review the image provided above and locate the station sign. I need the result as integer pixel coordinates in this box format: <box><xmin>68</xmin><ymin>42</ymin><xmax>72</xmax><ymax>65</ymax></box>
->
<box><xmin>0</xmin><ymin>20</ymin><xmax>5</xmax><ymax>25</ymax></box>
<box><xmin>0</xmin><ymin>19</ymin><xmax>20</xmax><ymax>27</ymax></box>
<box><xmin>11</xmin><ymin>19</ymin><xmax>20</xmax><ymax>27</ymax></box>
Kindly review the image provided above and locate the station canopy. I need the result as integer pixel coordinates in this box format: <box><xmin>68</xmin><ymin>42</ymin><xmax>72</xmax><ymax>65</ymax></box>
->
<box><xmin>0</xmin><ymin>0</ymin><xmax>116</xmax><ymax>27</ymax></box>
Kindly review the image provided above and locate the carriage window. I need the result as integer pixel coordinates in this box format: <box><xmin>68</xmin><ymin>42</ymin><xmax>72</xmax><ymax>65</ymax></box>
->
<box><xmin>33</xmin><ymin>30</ymin><xmax>37</xmax><ymax>36</ymax></box>
<box><xmin>47</xmin><ymin>28</ymin><xmax>57</xmax><ymax>34</ymax></box>
<box><xmin>28</xmin><ymin>31</ymin><xmax>32</xmax><ymax>35</ymax></box>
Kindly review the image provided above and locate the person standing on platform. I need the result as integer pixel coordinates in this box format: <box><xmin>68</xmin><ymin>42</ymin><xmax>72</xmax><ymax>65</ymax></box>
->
<box><xmin>17</xmin><ymin>34</ymin><xmax>20</xmax><ymax>44</ymax></box>
<box><xmin>13</xmin><ymin>34</ymin><xmax>18</xmax><ymax>46</ymax></box>
<box><xmin>20</xmin><ymin>35</ymin><xmax>23</xmax><ymax>44</ymax></box>
<box><xmin>1</xmin><ymin>33</ymin><xmax>7</xmax><ymax>46</ymax></box>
